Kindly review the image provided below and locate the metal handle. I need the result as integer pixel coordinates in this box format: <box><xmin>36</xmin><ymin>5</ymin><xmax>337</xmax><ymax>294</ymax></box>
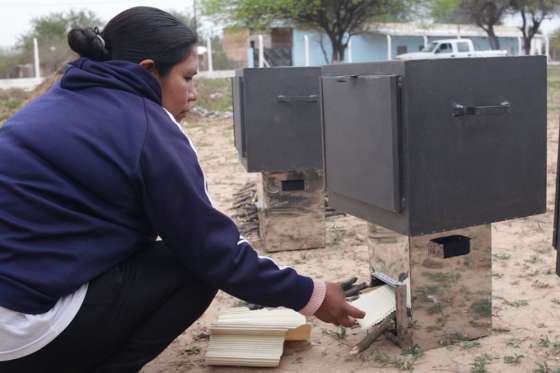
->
<box><xmin>276</xmin><ymin>94</ymin><xmax>318</xmax><ymax>103</ymax></box>
<box><xmin>335</xmin><ymin>74</ymin><xmax>361</xmax><ymax>83</ymax></box>
<box><xmin>452</xmin><ymin>101</ymin><xmax>511</xmax><ymax>117</ymax></box>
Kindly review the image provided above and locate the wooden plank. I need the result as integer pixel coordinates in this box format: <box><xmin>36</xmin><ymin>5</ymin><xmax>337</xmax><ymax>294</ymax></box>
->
<box><xmin>211</xmin><ymin>307</ymin><xmax>307</xmax><ymax>332</ymax></box>
<box><xmin>350</xmin><ymin>285</ymin><xmax>397</xmax><ymax>330</ymax></box>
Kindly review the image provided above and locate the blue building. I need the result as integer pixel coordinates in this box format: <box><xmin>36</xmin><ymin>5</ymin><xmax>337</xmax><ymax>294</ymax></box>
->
<box><xmin>283</xmin><ymin>23</ymin><xmax>547</xmax><ymax>66</ymax></box>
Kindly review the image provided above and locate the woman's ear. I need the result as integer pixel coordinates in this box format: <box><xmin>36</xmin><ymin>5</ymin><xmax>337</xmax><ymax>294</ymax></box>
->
<box><xmin>138</xmin><ymin>59</ymin><xmax>160</xmax><ymax>79</ymax></box>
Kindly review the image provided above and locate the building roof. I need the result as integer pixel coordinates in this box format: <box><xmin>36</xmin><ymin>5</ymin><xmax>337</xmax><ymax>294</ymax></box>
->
<box><xmin>366</xmin><ymin>22</ymin><xmax>539</xmax><ymax>38</ymax></box>
<box><xmin>269</xmin><ymin>20</ymin><xmax>546</xmax><ymax>40</ymax></box>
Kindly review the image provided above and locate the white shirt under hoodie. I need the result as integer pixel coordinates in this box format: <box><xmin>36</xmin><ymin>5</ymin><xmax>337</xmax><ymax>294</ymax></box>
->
<box><xmin>0</xmin><ymin>284</ymin><xmax>87</xmax><ymax>361</ymax></box>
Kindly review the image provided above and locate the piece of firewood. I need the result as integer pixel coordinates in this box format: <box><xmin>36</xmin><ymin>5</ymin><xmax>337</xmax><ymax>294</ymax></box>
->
<box><xmin>343</xmin><ymin>282</ymin><xmax>368</xmax><ymax>297</ymax></box>
<box><xmin>394</xmin><ymin>284</ymin><xmax>412</xmax><ymax>347</ymax></box>
<box><xmin>349</xmin><ymin>313</ymin><xmax>395</xmax><ymax>355</ymax></box>
<box><xmin>339</xmin><ymin>277</ymin><xmax>358</xmax><ymax>291</ymax></box>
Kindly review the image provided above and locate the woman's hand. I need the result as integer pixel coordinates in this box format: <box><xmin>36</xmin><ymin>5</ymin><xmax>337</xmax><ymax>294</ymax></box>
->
<box><xmin>314</xmin><ymin>282</ymin><xmax>366</xmax><ymax>327</ymax></box>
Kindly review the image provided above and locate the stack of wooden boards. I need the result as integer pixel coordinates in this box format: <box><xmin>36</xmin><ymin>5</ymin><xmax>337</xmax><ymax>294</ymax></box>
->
<box><xmin>205</xmin><ymin>307</ymin><xmax>311</xmax><ymax>367</ymax></box>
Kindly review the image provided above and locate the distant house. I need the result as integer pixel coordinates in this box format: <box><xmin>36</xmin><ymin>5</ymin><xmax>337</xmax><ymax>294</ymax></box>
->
<box><xmin>222</xmin><ymin>22</ymin><xmax>549</xmax><ymax>68</ymax></box>
<box><xmin>7</xmin><ymin>64</ymin><xmax>34</xmax><ymax>79</ymax></box>
<box><xmin>222</xmin><ymin>27</ymin><xmax>251</xmax><ymax>65</ymax></box>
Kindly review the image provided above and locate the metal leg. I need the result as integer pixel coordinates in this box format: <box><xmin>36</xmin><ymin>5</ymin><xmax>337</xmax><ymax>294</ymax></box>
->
<box><xmin>368</xmin><ymin>223</ymin><xmax>493</xmax><ymax>350</ymax></box>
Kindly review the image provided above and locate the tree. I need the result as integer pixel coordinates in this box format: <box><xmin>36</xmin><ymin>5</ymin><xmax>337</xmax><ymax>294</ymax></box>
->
<box><xmin>18</xmin><ymin>10</ymin><xmax>103</xmax><ymax>50</ymax></box>
<box><xmin>202</xmin><ymin>0</ymin><xmax>412</xmax><ymax>63</ymax></box>
<box><xmin>511</xmin><ymin>0</ymin><xmax>560</xmax><ymax>55</ymax></box>
<box><xmin>427</xmin><ymin>0</ymin><xmax>510</xmax><ymax>49</ymax></box>
<box><xmin>550</xmin><ymin>27</ymin><xmax>560</xmax><ymax>59</ymax></box>
<box><xmin>0</xmin><ymin>48</ymin><xmax>26</xmax><ymax>78</ymax></box>
<box><xmin>17</xmin><ymin>10</ymin><xmax>103</xmax><ymax>75</ymax></box>
<box><xmin>461</xmin><ymin>0</ymin><xmax>511</xmax><ymax>49</ymax></box>
<box><xmin>167</xmin><ymin>9</ymin><xmax>198</xmax><ymax>34</ymax></box>
<box><xmin>428</xmin><ymin>0</ymin><xmax>471</xmax><ymax>23</ymax></box>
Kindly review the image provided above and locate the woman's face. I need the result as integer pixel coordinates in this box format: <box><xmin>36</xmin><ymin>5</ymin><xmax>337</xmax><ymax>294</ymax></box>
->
<box><xmin>158</xmin><ymin>49</ymin><xmax>198</xmax><ymax>122</ymax></box>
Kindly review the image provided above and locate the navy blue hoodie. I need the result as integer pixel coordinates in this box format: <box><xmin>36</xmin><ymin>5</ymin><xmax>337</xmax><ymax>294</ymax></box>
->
<box><xmin>0</xmin><ymin>58</ymin><xmax>313</xmax><ymax>314</ymax></box>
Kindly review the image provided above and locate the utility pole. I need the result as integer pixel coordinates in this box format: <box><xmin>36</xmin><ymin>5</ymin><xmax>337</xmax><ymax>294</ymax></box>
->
<box><xmin>33</xmin><ymin>38</ymin><xmax>41</xmax><ymax>79</ymax></box>
<box><xmin>193</xmin><ymin>0</ymin><xmax>198</xmax><ymax>37</ymax></box>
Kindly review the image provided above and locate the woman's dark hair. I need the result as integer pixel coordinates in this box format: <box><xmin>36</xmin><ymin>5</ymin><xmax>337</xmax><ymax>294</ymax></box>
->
<box><xmin>67</xmin><ymin>7</ymin><xmax>197</xmax><ymax>76</ymax></box>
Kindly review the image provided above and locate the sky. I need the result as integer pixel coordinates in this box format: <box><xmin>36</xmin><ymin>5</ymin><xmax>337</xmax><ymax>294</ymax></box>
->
<box><xmin>1</xmin><ymin>0</ymin><xmax>560</xmax><ymax>49</ymax></box>
<box><xmin>0</xmin><ymin>0</ymin><xmax>203</xmax><ymax>49</ymax></box>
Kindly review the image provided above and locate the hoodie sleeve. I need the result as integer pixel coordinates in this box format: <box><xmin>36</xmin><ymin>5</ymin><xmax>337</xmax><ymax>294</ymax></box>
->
<box><xmin>137</xmin><ymin>105</ymin><xmax>314</xmax><ymax>311</ymax></box>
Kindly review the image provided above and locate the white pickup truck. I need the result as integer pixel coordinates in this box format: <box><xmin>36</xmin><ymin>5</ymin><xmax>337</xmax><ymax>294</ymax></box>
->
<box><xmin>396</xmin><ymin>39</ymin><xmax>508</xmax><ymax>60</ymax></box>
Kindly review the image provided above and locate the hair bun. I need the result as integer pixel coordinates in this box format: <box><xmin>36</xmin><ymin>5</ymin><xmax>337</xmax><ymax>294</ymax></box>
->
<box><xmin>68</xmin><ymin>27</ymin><xmax>110</xmax><ymax>61</ymax></box>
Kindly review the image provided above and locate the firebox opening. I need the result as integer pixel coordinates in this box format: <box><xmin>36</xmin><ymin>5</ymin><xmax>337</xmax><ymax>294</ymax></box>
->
<box><xmin>430</xmin><ymin>235</ymin><xmax>471</xmax><ymax>258</ymax></box>
<box><xmin>281</xmin><ymin>179</ymin><xmax>305</xmax><ymax>191</ymax></box>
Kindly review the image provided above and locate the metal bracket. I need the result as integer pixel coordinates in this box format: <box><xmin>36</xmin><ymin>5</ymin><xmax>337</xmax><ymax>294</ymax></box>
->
<box><xmin>372</xmin><ymin>272</ymin><xmax>403</xmax><ymax>288</ymax></box>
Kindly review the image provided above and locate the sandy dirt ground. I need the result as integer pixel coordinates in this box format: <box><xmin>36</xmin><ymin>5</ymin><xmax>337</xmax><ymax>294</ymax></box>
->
<box><xmin>142</xmin><ymin>93</ymin><xmax>560</xmax><ymax>372</ymax></box>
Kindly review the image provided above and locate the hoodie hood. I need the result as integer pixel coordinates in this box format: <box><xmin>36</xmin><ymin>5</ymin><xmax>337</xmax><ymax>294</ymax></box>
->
<box><xmin>61</xmin><ymin>58</ymin><xmax>162</xmax><ymax>104</ymax></box>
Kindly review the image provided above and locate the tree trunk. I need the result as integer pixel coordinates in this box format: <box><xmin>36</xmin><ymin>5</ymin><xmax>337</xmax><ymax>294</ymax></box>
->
<box><xmin>332</xmin><ymin>43</ymin><xmax>347</xmax><ymax>63</ymax></box>
<box><xmin>330</xmin><ymin>43</ymin><xmax>345</xmax><ymax>63</ymax></box>
<box><xmin>521</xmin><ymin>24</ymin><xmax>540</xmax><ymax>55</ymax></box>
<box><xmin>523</xmin><ymin>37</ymin><xmax>532</xmax><ymax>55</ymax></box>
<box><xmin>487</xmin><ymin>27</ymin><xmax>501</xmax><ymax>50</ymax></box>
<box><xmin>318</xmin><ymin>33</ymin><xmax>330</xmax><ymax>64</ymax></box>
<box><xmin>524</xmin><ymin>20</ymin><xmax>544</xmax><ymax>56</ymax></box>
<box><xmin>520</xmin><ymin>8</ymin><xmax>530</xmax><ymax>55</ymax></box>
<box><xmin>328</xmin><ymin>33</ymin><xmax>347</xmax><ymax>63</ymax></box>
